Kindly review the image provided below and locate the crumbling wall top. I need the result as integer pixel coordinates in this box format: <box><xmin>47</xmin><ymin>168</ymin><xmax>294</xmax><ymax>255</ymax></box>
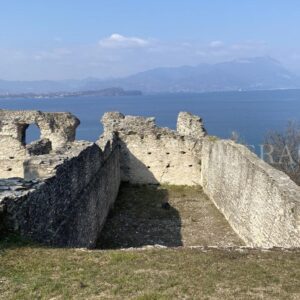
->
<box><xmin>0</xmin><ymin>109</ymin><xmax>80</xmax><ymax>151</ymax></box>
<box><xmin>0</xmin><ymin>109</ymin><xmax>80</xmax><ymax>178</ymax></box>
<box><xmin>177</xmin><ymin>112</ymin><xmax>207</xmax><ymax>139</ymax></box>
<box><xmin>101</xmin><ymin>111</ymin><xmax>207</xmax><ymax>140</ymax></box>
<box><xmin>101</xmin><ymin>112</ymin><xmax>156</xmax><ymax>136</ymax></box>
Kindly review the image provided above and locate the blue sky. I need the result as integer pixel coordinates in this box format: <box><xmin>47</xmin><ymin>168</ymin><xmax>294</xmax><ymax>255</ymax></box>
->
<box><xmin>0</xmin><ymin>0</ymin><xmax>300</xmax><ymax>80</ymax></box>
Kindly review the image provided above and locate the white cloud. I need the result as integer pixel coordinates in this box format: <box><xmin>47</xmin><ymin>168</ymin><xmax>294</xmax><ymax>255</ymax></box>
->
<box><xmin>98</xmin><ymin>33</ymin><xmax>150</xmax><ymax>49</ymax></box>
<box><xmin>209</xmin><ymin>40</ymin><xmax>224</xmax><ymax>48</ymax></box>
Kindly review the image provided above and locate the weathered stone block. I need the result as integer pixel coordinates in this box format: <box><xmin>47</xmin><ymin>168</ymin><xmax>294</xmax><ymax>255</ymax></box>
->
<box><xmin>0</xmin><ymin>109</ymin><xmax>80</xmax><ymax>178</ymax></box>
<box><xmin>177</xmin><ymin>111</ymin><xmax>207</xmax><ymax>139</ymax></box>
<box><xmin>26</xmin><ymin>138</ymin><xmax>52</xmax><ymax>156</ymax></box>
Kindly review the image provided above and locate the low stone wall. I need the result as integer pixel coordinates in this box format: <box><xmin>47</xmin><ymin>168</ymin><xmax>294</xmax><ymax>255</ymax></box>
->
<box><xmin>0</xmin><ymin>138</ymin><xmax>120</xmax><ymax>248</ymax></box>
<box><xmin>200</xmin><ymin>139</ymin><xmax>300</xmax><ymax>248</ymax></box>
<box><xmin>101</xmin><ymin>112</ymin><xmax>206</xmax><ymax>185</ymax></box>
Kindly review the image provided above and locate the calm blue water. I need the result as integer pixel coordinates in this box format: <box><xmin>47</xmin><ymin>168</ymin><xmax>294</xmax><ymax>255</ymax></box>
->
<box><xmin>1</xmin><ymin>89</ymin><xmax>300</xmax><ymax>153</ymax></box>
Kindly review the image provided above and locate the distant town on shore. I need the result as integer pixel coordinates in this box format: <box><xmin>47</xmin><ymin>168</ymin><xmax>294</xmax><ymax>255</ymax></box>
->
<box><xmin>0</xmin><ymin>87</ymin><xmax>142</xmax><ymax>99</ymax></box>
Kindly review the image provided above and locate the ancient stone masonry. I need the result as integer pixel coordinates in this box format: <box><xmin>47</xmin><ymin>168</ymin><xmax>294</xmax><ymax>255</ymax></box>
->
<box><xmin>0</xmin><ymin>139</ymin><xmax>120</xmax><ymax>248</ymax></box>
<box><xmin>1</xmin><ymin>109</ymin><xmax>300</xmax><ymax>249</ymax></box>
<box><xmin>0</xmin><ymin>109</ymin><xmax>120</xmax><ymax>248</ymax></box>
<box><xmin>99</xmin><ymin>111</ymin><xmax>300</xmax><ymax>248</ymax></box>
<box><xmin>200</xmin><ymin>139</ymin><xmax>300</xmax><ymax>248</ymax></box>
<box><xmin>101</xmin><ymin>112</ymin><xmax>207</xmax><ymax>185</ymax></box>
<box><xmin>177</xmin><ymin>111</ymin><xmax>207</xmax><ymax>139</ymax></box>
<box><xmin>0</xmin><ymin>109</ymin><xmax>80</xmax><ymax>178</ymax></box>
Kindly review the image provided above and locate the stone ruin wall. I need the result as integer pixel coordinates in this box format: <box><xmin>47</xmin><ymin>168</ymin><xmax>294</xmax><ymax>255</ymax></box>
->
<box><xmin>0</xmin><ymin>109</ymin><xmax>120</xmax><ymax>248</ymax></box>
<box><xmin>101</xmin><ymin>111</ymin><xmax>300</xmax><ymax>248</ymax></box>
<box><xmin>200</xmin><ymin>139</ymin><xmax>300</xmax><ymax>248</ymax></box>
<box><xmin>0</xmin><ymin>108</ymin><xmax>300</xmax><ymax>248</ymax></box>
<box><xmin>0</xmin><ymin>110</ymin><xmax>80</xmax><ymax>179</ymax></box>
<box><xmin>2</xmin><ymin>140</ymin><xmax>120</xmax><ymax>248</ymax></box>
<box><xmin>100</xmin><ymin>112</ymin><xmax>206</xmax><ymax>185</ymax></box>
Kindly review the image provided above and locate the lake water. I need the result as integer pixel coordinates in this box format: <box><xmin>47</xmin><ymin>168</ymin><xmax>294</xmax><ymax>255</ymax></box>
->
<box><xmin>1</xmin><ymin>89</ymin><xmax>300</xmax><ymax>153</ymax></box>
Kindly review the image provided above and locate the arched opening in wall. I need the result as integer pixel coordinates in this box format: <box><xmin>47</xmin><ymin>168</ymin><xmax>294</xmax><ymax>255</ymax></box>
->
<box><xmin>16</xmin><ymin>122</ymin><xmax>51</xmax><ymax>157</ymax></box>
<box><xmin>25</xmin><ymin>123</ymin><xmax>41</xmax><ymax>145</ymax></box>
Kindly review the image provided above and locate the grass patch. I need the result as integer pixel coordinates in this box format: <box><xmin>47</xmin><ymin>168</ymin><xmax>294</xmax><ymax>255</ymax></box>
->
<box><xmin>207</xmin><ymin>135</ymin><xmax>219</xmax><ymax>142</ymax></box>
<box><xmin>0</xmin><ymin>238</ymin><xmax>300</xmax><ymax>299</ymax></box>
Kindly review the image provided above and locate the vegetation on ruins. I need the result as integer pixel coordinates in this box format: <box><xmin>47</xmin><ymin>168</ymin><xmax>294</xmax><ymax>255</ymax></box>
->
<box><xmin>264</xmin><ymin>122</ymin><xmax>300</xmax><ymax>185</ymax></box>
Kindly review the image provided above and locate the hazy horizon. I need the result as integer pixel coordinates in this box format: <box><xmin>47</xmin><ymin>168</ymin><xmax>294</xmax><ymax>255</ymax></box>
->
<box><xmin>1</xmin><ymin>1</ymin><xmax>300</xmax><ymax>81</ymax></box>
<box><xmin>0</xmin><ymin>56</ymin><xmax>288</xmax><ymax>82</ymax></box>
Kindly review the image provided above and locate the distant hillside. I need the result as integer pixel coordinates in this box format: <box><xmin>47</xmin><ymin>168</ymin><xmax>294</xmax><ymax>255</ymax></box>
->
<box><xmin>0</xmin><ymin>57</ymin><xmax>299</xmax><ymax>94</ymax></box>
<box><xmin>98</xmin><ymin>57</ymin><xmax>300</xmax><ymax>93</ymax></box>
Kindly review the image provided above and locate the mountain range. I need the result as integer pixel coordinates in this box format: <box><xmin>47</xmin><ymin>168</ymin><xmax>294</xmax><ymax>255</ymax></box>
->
<box><xmin>1</xmin><ymin>57</ymin><xmax>299</xmax><ymax>95</ymax></box>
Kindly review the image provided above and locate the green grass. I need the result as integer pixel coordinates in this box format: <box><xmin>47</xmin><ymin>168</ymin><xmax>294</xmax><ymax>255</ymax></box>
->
<box><xmin>0</xmin><ymin>185</ymin><xmax>299</xmax><ymax>299</ymax></box>
<box><xmin>1</xmin><ymin>235</ymin><xmax>300</xmax><ymax>299</ymax></box>
<box><xmin>207</xmin><ymin>135</ymin><xmax>219</xmax><ymax>142</ymax></box>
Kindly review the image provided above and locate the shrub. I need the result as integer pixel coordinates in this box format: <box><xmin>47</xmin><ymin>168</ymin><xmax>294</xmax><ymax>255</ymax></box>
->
<box><xmin>263</xmin><ymin>122</ymin><xmax>300</xmax><ymax>185</ymax></box>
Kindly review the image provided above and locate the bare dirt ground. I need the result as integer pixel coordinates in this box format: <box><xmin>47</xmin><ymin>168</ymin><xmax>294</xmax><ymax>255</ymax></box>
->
<box><xmin>97</xmin><ymin>184</ymin><xmax>244</xmax><ymax>249</ymax></box>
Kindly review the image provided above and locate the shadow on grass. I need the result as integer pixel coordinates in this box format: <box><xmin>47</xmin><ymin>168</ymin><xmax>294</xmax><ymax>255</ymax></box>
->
<box><xmin>97</xmin><ymin>183</ymin><xmax>183</xmax><ymax>249</ymax></box>
<box><xmin>0</xmin><ymin>233</ymin><xmax>38</xmax><ymax>252</ymax></box>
